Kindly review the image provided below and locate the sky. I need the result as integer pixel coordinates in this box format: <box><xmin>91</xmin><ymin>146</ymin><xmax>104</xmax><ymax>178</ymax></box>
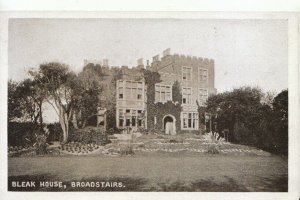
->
<box><xmin>8</xmin><ymin>18</ymin><xmax>288</xmax><ymax>122</ymax></box>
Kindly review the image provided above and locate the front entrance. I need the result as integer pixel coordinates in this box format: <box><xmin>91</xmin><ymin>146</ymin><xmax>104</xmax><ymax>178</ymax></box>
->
<box><xmin>163</xmin><ymin>115</ymin><xmax>176</xmax><ymax>135</ymax></box>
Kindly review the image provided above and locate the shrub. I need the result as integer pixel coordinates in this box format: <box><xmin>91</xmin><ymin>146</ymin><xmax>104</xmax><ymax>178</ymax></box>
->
<box><xmin>120</xmin><ymin>145</ymin><xmax>135</xmax><ymax>155</ymax></box>
<box><xmin>8</xmin><ymin>122</ymin><xmax>63</xmax><ymax>147</ymax></box>
<box><xmin>106</xmin><ymin>127</ymin><xmax>122</xmax><ymax>135</ymax></box>
<box><xmin>8</xmin><ymin>122</ymin><xmax>37</xmax><ymax>147</ymax></box>
<box><xmin>34</xmin><ymin>133</ymin><xmax>48</xmax><ymax>155</ymax></box>
<box><xmin>47</xmin><ymin>123</ymin><xmax>62</xmax><ymax>142</ymax></box>
<box><xmin>156</xmin><ymin>135</ymin><xmax>166</xmax><ymax>139</ymax></box>
<box><xmin>169</xmin><ymin>139</ymin><xmax>182</xmax><ymax>143</ymax></box>
<box><xmin>137</xmin><ymin>143</ymin><xmax>145</xmax><ymax>148</ymax></box>
<box><xmin>68</xmin><ymin>126</ymin><xmax>110</xmax><ymax>145</ymax></box>
<box><xmin>137</xmin><ymin>127</ymin><xmax>148</xmax><ymax>134</ymax></box>
<box><xmin>206</xmin><ymin>144</ymin><xmax>219</xmax><ymax>154</ymax></box>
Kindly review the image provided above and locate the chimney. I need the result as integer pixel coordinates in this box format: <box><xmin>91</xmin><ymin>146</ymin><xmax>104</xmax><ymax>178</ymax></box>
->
<box><xmin>103</xmin><ymin>59</ymin><xmax>109</xmax><ymax>67</ymax></box>
<box><xmin>153</xmin><ymin>55</ymin><xmax>160</xmax><ymax>62</ymax></box>
<box><xmin>163</xmin><ymin>48</ymin><xmax>171</xmax><ymax>57</ymax></box>
<box><xmin>137</xmin><ymin>58</ymin><xmax>144</xmax><ymax>66</ymax></box>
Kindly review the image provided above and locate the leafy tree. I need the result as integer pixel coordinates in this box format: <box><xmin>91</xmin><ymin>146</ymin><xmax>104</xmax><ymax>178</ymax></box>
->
<box><xmin>8</xmin><ymin>80</ymin><xmax>23</xmax><ymax>121</ymax></box>
<box><xmin>72</xmin><ymin>77</ymin><xmax>102</xmax><ymax>129</ymax></box>
<box><xmin>206</xmin><ymin>87</ymin><xmax>288</xmax><ymax>155</ymax></box>
<box><xmin>72</xmin><ymin>63</ymin><xmax>122</xmax><ymax>130</ymax></box>
<box><xmin>269</xmin><ymin>90</ymin><xmax>288</xmax><ymax>154</ymax></box>
<box><xmin>8</xmin><ymin>79</ymin><xmax>45</xmax><ymax>128</ymax></box>
<box><xmin>29</xmin><ymin>62</ymin><xmax>77</xmax><ymax>143</ymax></box>
<box><xmin>105</xmin><ymin>68</ymin><xmax>123</xmax><ymax>129</ymax></box>
<box><xmin>18</xmin><ymin>79</ymin><xmax>45</xmax><ymax>127</ymax></box>
<box><xmin>72</xmin><ymin>63</ymin><xmax>110</xmax><ymax>129</ymax></box>
<box><xmin>206</xmin><ymin>87</ymin><xmax>264</xmax><ymax>143</ymax></box>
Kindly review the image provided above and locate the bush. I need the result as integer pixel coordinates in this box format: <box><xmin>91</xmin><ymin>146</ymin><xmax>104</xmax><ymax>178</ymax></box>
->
<box><xmin>137</xmin><ymin>127</ymin><xmax>148</xmax><ymax>134</ymax></box>
<box><xmin>68</xmin><ymin>126</ymin><xmax>110</xmax><ymax>145</ymax></box>
<box><xmin>169</xmin><ymin>139</ymin><xmax>183</xmax><ymax>143</ymax></box>
<box><xmin>47</xmin><ymin>123</ymin><xmax>62</xmax><ymax>142</ymax></box>
<box><xmin>120</xmin><ymin>145</ymin><xmax>135</xmax><ymax>155</ymax></box>
<box><xmin>8</xmin><ymin>122</ymin><xmax>38</xmax><ymax>147</ymax></box>
<box><xmin>156</xmin><ymin>135</ymin><xmax>166</xmax><ymax>139</ymax></box>
<box><xmin>106</xmin><ymin>127</ymin><xmax>122</xmax><ymax>135</ymax></box>
<box><xmin>206</xmin><ymin>144</ymin><xmax>219</xmax><ymax>154</ymax></box>
<box><xmin>35</xmin><ymin>133</ymin><xmax>48</xmax><ymax>155</ymax></box>
<box><xmin>8</xmin><ymin>122</ymin><xmax>61</xmax><ymax>147</ymax></box>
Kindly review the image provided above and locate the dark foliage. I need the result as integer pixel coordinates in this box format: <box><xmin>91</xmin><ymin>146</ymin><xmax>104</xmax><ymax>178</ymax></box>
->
<box><xmin>8</xmin><ymin>122</ymin><xmax>63</xmax><ymax>147</ymax></box>
<box><xmin>68</xmin><ymin>126</ymin><xmax>110</xmax><ymax>145</ymax></box>
<box><xmin>206</xmin><ymin>87</ymin><xmax>288</xmax><ymax>155</ymax></box>
<box><xmin>35</xmin><ymin>134</ymin><xmax>48</xmax><ymax>155</ymax></box>
<box><xmin>8</xmin><ymin>122</ymin><xmax>38</xmax><ymax>147</ymax></box>
<box><xmin>8</xmin><ymin>80</ymin><xmax>23</xmax><ymax>121</ymax></box>
<box><xmin>143</xmin><ymin>69</ymin><xmax>182</xmax><ymax>132</ymax></box>
<box><xmin>47</xmin><ymin>122</ymin><xmax>63</xmax><ymax>142</ymax></box>
<box><xmin>106</xmin><ymin>107</ymin><xmax>117</xmax><ymax>130</ymax></box>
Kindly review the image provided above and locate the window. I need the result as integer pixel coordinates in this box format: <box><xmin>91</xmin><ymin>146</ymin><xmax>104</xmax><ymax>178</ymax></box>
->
<box><xmin>155</xmin><ymin>84</ymin><xmax>172</xmax><ymax>102</ymax></box>
<box><xmin>118</xmin><ymin>109</ymin><xmax>124</xmax><ymax>127</ymax></box>
<box><xmin>132</xmin><ymin>116</ymin><xmax>136</xmax><ymax>126</ymax></box>
<box><xmin>138</xmin><ymin>119</ymin><xmax>142</xmax><ymax>126</ymax></box>
<box><xmin>118</xmin><ymin>108</ymin><xmax>145</xmax><ymax>128</ymax></box>
<box><xmin>121</xmin><ymin>80</ymin><xmax>143</xmax><ymax>100</ymax></box>
<box><xmin>199</xmin><ymin>68</ymin><xmax>208</xmax><ymax>82</ymax></box>
<box><xmin>182</xmin><ymin>66</ymin><xmax>192</xmax><ymax>81</ymax></box>
<box><xmin>137</xmin><ymin>88</ymin><xmax>142</xmax><ymax>99</ymax></box>
<box><xmin>182</xmin><ymin>112</ymin><xmax>198</xmax><ymax>130</ymax></box>
<box><xmin>137</xmin><ymin>110</ymin><xmax>143</xmax><ymax>117</ymax></box>
<box><xmin>119</xmin><ymin>109</ymin><xmax>124</xmax><ymax>116</ymax></box>
<box><xmin>182</xmin><ymin>87</ymin><xmax>192</xmax><ymax>104</ymax></box>
<box><xmin>199</xmin><ymin>88</ymin><xmax>208</xmax><ymax>106</ymax></box>
<box><xmin>118</xmin><ymin>87</ymin><xmax>123</xmax><ymax>99</ymax></box>
<box><xmin>119</xmin><ymin>118</ymin><xmax>124</xmax><ymax>127</ymax></box>
<box><xmin>126</xmin><ymin>118</ymin><xmax>131</xmax><ymax>126</ymax></box>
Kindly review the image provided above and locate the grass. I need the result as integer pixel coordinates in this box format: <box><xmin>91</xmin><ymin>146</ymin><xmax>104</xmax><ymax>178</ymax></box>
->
<box><xmin>8</xmin><ymin>153</ymin><xmax>287</xmax><ymax>192</ymax></box>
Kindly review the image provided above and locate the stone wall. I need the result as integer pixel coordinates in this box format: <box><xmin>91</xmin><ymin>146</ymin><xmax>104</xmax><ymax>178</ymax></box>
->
<box><xmin>150</xmin><ymin>54</ymin><xmax>216</xmax><ymax>97</ymax></box>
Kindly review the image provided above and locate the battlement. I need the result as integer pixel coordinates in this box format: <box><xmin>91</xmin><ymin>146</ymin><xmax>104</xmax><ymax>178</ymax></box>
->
<box><xmin>150</xmin><ymin>48</ymin><xmax>214</xmax><ymax>69</ymax></box>
<box><xmin>172</xmin><ymin>53</ymin><xmax>214</xmax><ymax>65</ymax></box>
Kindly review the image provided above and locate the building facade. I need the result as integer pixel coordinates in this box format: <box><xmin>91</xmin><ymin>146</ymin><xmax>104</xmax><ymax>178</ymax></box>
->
<box><xmin>115</xmin><ymin>49</ymin><xmax>217</xmax><ymax>134</ymax></box>
<box><xmin>116</xmin><ymin>79</ymin><xmax>147</xmax><ymax>129</ymax></box>
<box><xmin>148</xmin><ymin>49</ymin><xmax>217</xmax><ymax>134</ymax></box>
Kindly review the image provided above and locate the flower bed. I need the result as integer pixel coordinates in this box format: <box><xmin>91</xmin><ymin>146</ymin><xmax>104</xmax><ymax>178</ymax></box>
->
<box><xmin>8</xmin><ymin>146</ymin><xmax>35</xmax><ymax>157</ymax></box>
<box><xmin>59</xmin><ymin>142</ymin><xmax>102</xmax><ymax>155</ymax></box>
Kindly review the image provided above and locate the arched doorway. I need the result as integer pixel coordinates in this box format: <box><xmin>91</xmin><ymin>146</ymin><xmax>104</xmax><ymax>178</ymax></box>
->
<box><xmin>163</xmin><ymin>115</ymin><xmax>176</xmax><ymax>135</ymax></box>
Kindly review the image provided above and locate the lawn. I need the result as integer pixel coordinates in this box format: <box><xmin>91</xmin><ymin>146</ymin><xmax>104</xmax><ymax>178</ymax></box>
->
<box><xmin>8</xmin><ymin>153</ymin><xmax>288</xmax><ymax>192</ymax></box>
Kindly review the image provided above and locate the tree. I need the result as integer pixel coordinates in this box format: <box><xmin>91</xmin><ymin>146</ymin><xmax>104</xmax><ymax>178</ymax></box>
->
<box><xmin>71</xmin><ymin>63</ymin><xmax>105</xmax><ymax>129</ymax></box>
<box><xmin>8</xmin><ymin>80</ymin><xmax>23</xmax><ymax>121</ymax></box>
<box><xmin>270</xmin><ymin>90</ymin><xmax>288</xmax><ymax>154</ymax></box>
<box><xmin>8</xmin><ymin>79</ymin><xmax>45</xmax><ymax>128</ymax></box>
<box><xmin>18</xmin><ymin>79</ymin><xmax>45</xmax><ymax>127</ymax></box>
<box><xmin>206</xmin><ymin>87</ymin><xmax>264</xmax><ymax>144</ymax></box>
<box><xmin>205</xmin><ymin>87</ymin><xmax>288</xmax><ymax>155</ymax></box>
<box><xmin>29</xmin><ymin>63</ymin><xmax>77</xmax><ymax>143</ymax></box>
<box><xmin>72</xmin><ymin>78</ymin><xmax>102</xmax><ymax>129</ymax></box>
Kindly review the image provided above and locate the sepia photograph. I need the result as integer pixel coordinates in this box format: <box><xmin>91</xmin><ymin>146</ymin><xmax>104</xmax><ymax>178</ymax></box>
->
<box><xmin>5</xmin><ymin>16</ymin><xmax>290</xmax><ymax>193</ymax></box>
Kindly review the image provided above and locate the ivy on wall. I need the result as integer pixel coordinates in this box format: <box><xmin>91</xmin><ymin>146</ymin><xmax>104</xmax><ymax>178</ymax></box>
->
<box><xmin>196</xmin><ymin>101</ymin><xmax>207</xmax><ymax>133</ymax></box>
<box><xmin>142</xmin><ymin>69</ymin><xmax>182</xmax><ymax>133</ymax></box>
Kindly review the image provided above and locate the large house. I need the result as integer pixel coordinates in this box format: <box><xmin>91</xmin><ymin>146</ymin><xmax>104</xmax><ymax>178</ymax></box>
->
<box><xmin>115</xmin><ymin>48</ymin><xmax>217</xmax><ymax>134</ymax></box>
